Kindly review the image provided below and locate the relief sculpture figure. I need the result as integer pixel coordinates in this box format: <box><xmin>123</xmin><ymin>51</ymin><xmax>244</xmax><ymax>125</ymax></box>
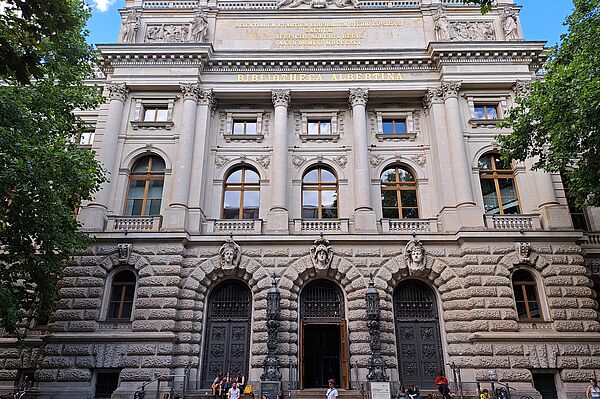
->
<box><xmin>188</xmin><ymin>9</ymin><xmax>208</xmax><ymax>42</ymax></box>
<box><xmin>502</xmin><ymin>7</ymin><xmax>519</xmax><ymax>40</ymax></box>
<box><xmin>120</xmin><ymin>9</ymin><xmax>140</xmax><ymax>43</ymax></box>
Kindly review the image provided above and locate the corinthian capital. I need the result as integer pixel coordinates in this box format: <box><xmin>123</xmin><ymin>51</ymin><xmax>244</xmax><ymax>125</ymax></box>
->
<box><xmin>423</xmin><ymin>87</ymin><xmax>444</xmax><ymax>110</ymax></box>
<box><xmin>272</xmin><ymin>89</ymin><xmax>291</xmax><ymax>108</ymax></box>
<box><xmin>349</xmin><ymin>88</ymin><xmax>368</xmax><ymax>107</ymax></box>
<box><xmin>513</xmin><ymin>80</ymin><xmax>532</xmax><ymax>98</ymax></box>
<box><xmin>180</xmin><ymin>82</ymin><xmax>201</xmax><ymax>101</ymax></box>
<box><xmin>441</xmin><ymin>81</ymin><xmax>462</xmax><ymax>100</ymax></box>
<box><xmin>106</xmin><ymin>83</ymin><xmax>129</xmax><ymax>102</ymax></box>
<box><xmin>198</xmin><ymin>89</ymin><xmax>216</xmax><ymax>108</ymax></box>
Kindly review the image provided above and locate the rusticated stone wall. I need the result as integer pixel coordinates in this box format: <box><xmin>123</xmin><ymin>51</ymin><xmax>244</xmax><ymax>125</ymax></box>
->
<box><xmin>0</xmin><ymin>239</ymin><xmax>598</xmax><ymax>399</ymax></box>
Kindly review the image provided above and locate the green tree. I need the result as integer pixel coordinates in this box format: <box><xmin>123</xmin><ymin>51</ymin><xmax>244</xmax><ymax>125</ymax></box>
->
<box><xmin>0</xmin><ymin>0</ymin><xmax>105</xmax><ymax>334</ymax></box>
<box><xmin>498</xmin><ymin>0</ymin><xmax>600</xmax><ymax>207</ymax></box>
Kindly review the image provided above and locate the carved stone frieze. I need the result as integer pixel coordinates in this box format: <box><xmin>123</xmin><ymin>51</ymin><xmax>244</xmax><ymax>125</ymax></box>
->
<box><xmin>349</xmin><ymin>88</ymin><xmax>369</xmax><ymax>108</ymax></box>
<box><xmin>272</xmin><ymin>89</ymin><xmax>291</xmax><ymax>108</ymax></box>
<box><xmin>513</xmin><ymin>80</ymin><xmax>533</xmax><ymax>98</ymax></box>
<box><xmin>107</xmin><ymin>83</ymin><xmax>129</xmax><ymax>102</ymax></box>
<box><xmin>411</xmin><ymin>154</ymin><xmax>426</xmax><ymax>167</ymax></box>
<box><xmin>333</xmin><ymin>155</ymin><xmax>347</xmax><ymax>168</ymax></box>
<box><xmin>256</xmin><ymin>155</ymin><xmax>271</xmax><ymax>169</ymax></box>
<box><xmin>292</xmin><ymin>155</ymin><xmax>306</xmax><ymax>168</ymax></box>
<box><xmin>145</xmin><ymin>12</ymin><xmax>209</xmax><ymax>44</ymax></box>
<box><xmin>450</xmin><ymin>21</ymin><xmax>496</xmax><ymax>41</ymax></box>
<box><xmin>370</xmin><ymin>154</ymin><xmax>384</xmax><ymax>167</ymax></box>
<box><xmin>180</xmin><ymin>83</ymin><xmax>200</xmax><ymax>101</ymax></box>
<box><xmin>276</xmin><ymin>0</ymin><xmax>358</xmax><ymax>9</ymax></box>
<box><xmin>310</xmin><ymin>235</ymin><xmax>333</xmax><ymax>270</ymax></box>
<box><xmin>219</xmin><ymin>236</ymin><xmax>241</xmax><ymax>269</ymax></box>
<box><xmin>214</xmin><ymin>155</ymin><xmax>230</xmax><ymax>168</ymax></box>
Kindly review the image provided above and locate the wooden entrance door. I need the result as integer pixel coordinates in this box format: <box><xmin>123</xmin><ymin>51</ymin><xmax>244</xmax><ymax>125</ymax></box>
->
<box><xmin>394</xmin><ymin>280</ymin><xmax>443</xmax><ymax>389</ymax></box>
<box><xmin>299</xmin><ymin>280</ymin><xmax>349</xmax><ymax>389</ymax></box>
<box><xmin>201</xmin><ymin>280</ymin><xmax>251</xmax><ymax>388</ymax></box>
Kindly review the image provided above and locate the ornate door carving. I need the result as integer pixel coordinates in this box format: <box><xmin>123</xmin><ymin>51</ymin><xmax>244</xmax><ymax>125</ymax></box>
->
<box><xmin>394</xmin><ymin>280</ymin><xmax>443</xmax><ymax>389</ymax></box>
<box><xmin>201</xmin><ymin>280</ymin><xmax>251</xmax><ymax>388</ymax></box>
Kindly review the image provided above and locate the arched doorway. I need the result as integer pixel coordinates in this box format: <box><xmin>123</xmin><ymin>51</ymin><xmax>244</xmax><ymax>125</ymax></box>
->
<box><xmin>393</xmin><ymin>280</ymin><xmax>443</xmax><ymax>389</ymax></box>
<box><xmin>300</xmin><ymin>279</ymin><xmax>349</xmax><ymax>389</ymax></box>
<box><xmin>201</xmin><ymin>280</ymin><xmax>252</xmax><ymax>388</ymax></box>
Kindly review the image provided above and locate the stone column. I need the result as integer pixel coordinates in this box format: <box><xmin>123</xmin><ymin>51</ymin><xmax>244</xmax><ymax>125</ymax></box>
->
<box><xmin>79</xmin><ymin>82</ymin><xmax>129</xmax><ymax>231</ymax></box>
<box><xmin>187</xmin><ymin>89</ymin><xmax>215</xmax><ymax>235</ymax></box>
<box><xmin>530</xmin><ymin>160</ymin><xmax>571</xmax><ymax>229</ymax></box>
<box><xmin>266</xmin><ymin>89</ymin><xmax>291</xmax><ymax>234</ymax></box>
<box><xmin>423</xmin><ymin>88</ymin><xmax>459</xmax><ymax>232</ymax></box>
<box><xmin>163</xmin><ymin>83</ymin><xmax>200</xmax><ymax>231</ymax></box>
<box><xmin>441</xmin><ymin>81</ymin><xmax>483</xmax><ymax>227</ymax></box>
<box><xmin>349</xmin><ymin>88</ymin><xmax>377</xmax><ymax>233</ymax></box>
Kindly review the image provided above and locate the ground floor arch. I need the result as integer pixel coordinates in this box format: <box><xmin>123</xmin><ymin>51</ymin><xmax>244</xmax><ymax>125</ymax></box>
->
<box><xmin>394</xmin><ymin>279</ymin><xmax>444</xmax><ymax>390</ymax></box>
<box><xmin>201</xmin><ymin>279</ymin><xmax>252</xmax><ymax>389</ymax></box>
<box><xmin>299</xmin><ymin>279</ymin><xmax>350</xmax><ymax>389</ymax></box>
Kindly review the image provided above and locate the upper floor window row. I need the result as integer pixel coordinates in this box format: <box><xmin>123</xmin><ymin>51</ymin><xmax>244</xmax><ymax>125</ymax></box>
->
<box><xmin>478</xmin><ymin>153</ymin><xmax>520</xmax><ymax>215</ymax></box>
<box><xmin>124</xmin><ymin>155</ymin><xmax>165</xmax><ymax>216</ymax></box>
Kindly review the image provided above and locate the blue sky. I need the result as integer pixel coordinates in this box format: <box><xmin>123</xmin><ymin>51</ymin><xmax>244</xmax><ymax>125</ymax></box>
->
<box><xmin>85</xmin><ymin>0</ymin><xmax>574</xmax><ymax>46</ymax></box>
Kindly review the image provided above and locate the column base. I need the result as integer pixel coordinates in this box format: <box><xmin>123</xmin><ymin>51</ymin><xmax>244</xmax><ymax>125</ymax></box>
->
<box><xmin>266</xmin><ymin>209</ymin><xmax>289</xmax><ymax>234</ymax></box>
<box><xmin>353</xmin><ymin>209</ymin><xmax>377</xmax><ymax>233</ymax></box>
<box><xmin>187</xmin><ymin>209</ymin><xmax>205</xmax><ymax>235</ymax></box>
<box><xmin>77</xmin><ymin>204</ymin><xmax>108</xmax><ymax>232</ymax></box>
<box><xmin>162</xmin><ymin>205</ymin><xmax>188</xmax><ymax>232</ymax></box>
<box><xmin>456</xmin><ymin>204</ymin><xmax>485</xmax><ymax>229</ymax></box>
<box><xmin>539</xmin><ymin>205</ymin><xmax>572</xmax><ymax>230</ymax></box>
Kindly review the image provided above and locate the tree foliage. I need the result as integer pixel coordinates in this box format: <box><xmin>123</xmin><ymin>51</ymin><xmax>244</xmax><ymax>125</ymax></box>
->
<box><xmin>499</xmin><ymin>0</ymin><xmax>600</xmax><ymax>207</ymax></box>
<box><xmin>463</xmin><ymin>0</ymin><xmax>494</xmax><ymax>13</ymax></box>
<box><xmin>0</xmin><ymin>0</ymin><xmax>105</xmax><ymax>334</ymax></box>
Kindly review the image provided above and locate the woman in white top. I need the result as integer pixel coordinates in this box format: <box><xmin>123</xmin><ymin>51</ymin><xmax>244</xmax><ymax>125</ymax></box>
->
<box><xmin>587</xmin><ymin>378</ymin><xmax>600</xmax><ymax>399</ymax></box>
<box><xmin>228</xmin><ymin>382</ymin><xmax>241</xmax><ymax>399</ymax></box>
<box><xmin>327</xmin><ymin>379</ymin><xmax>339</xmax><ymax>399</ymax></box>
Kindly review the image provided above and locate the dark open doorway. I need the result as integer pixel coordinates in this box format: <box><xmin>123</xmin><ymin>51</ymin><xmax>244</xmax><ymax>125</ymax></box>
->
<box><xmin>303</xmin><ymin>324</ymin><xmax>341</xmax><ymax>388</ymax></box>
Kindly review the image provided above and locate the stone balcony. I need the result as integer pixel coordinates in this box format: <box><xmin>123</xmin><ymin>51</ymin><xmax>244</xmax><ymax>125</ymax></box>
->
<box><xmin>105</xmin><ymin>215</ymin><xmax>163</xmax><ymax>232</ymax></box>
<box><xmin>381</xmin><ymin>218</ymin><xmax>439</xmax><ymax>233</ymax></box>
<box><xmin>484</xmin><ymin>214</ymin><xmax>541</xmax><ymax>231</ymax></box>
<box><xmin>582</xmin><ymin>232</ymin><xmax>600</xmax><ymax>250</ymax></box>
<box><xmin>293</xmin><ymin>219</ymin><xmax>350</xmax><ymax>234</ymax></box>
<box><xmin>205</xmin><ymin>219</ymin><xmax>263</xmax><ymax>235</ymax></box>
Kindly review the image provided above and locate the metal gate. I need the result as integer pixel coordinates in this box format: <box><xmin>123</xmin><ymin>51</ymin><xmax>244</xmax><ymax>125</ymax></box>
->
<box><xmin>394</xmin><ymin>280</ymin><xmax>443</xmax><ymax>389</ymax></box>
<box><xmin>201</xmin><ymin>280</ymin><xmax>251</xmax><ymax>388</ymax></box>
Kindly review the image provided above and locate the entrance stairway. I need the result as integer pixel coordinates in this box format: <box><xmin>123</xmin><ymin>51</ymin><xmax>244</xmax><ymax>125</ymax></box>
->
<box><xmin>182</xmin><ymin>388</ymin><xmax>364</xmax><ymax>399</ymax></box>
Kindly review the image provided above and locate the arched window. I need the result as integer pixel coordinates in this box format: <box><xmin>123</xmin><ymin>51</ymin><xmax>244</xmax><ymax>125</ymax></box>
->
<box><xmin>512</xmin><ymin>269</ymin><xmax>543</xmax><ymax>320</ymax></box>
<box><xmin>381</xmin><ymin>165</ymin><xmax>419</xmax><ymax>219</ymax></box>
<box><xmin>222</xmin><ymin>166</ymin><xmax>260</xmax><ymax>219</ymax></box>
<box><xmin>124</xmin><ymin>155</ymin><xmax>165</xmax><ymax>216</ymax></box>
<box><xmin>302</xmin><ymin>166</ymin><xmax>338</xmax><ymax>219</ymax></box>
<box><xmin>107</xmin><ymin>270</ymin><xmax>136</xmax><ymax>320</ymax></box>
<box><xmin>478</xmin><ymin>153</ymin><xmax>520</xmax><ymax>215</ymax></box>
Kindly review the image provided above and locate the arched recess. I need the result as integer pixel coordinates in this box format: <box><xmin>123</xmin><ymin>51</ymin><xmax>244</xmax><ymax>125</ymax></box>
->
<box><xmin>278</xmin><ymin>255</ymin><xmax>366</xmax><ymax>389</ymax></box>
<box><xmin>200</xmin><ymin>279</ymin><xmax>252</xmax><ymax>389</ymax></box>
<box><xmin>374</xmin><ymin>254</ymin><xmax>462</xmax><ymax>372</ymax></box>
<box><xmin>393</xmin><ymin>279</ymin><xmax>444</xmax><ymax>390</ymax></box>
<box><xmin>178</xmin><ymin>255</ymin><xmax>272</xmax><ymax>384</ymax></box>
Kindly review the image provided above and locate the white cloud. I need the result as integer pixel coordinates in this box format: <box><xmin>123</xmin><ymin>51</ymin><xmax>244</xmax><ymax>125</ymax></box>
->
<box><xmin>93</xmin><ymin>0</ymin><xmax>116</xmax><ymax>12</ymax></box>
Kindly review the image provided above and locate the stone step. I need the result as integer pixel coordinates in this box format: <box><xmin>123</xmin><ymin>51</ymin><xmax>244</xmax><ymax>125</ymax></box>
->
<box><xmin>183</xmin><ymin>389</ymin><xmax>363</xmax><ymax>399</ymax></box>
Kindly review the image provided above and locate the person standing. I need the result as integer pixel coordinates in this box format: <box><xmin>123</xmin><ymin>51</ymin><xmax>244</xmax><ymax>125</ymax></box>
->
<box><xmin>327</xmin><ymin>379</ymin><xmax>339</xmax><ymax>399</ymax></box>
<box><xmin>228</xmin><ymin>382</ymin><xmax>241</xmax><ymax>399</ymax></box>
<box><xmin>436</xmin><ymin>371</ymin><xmax>450</xmax><ymax>399</ymax></box>
<box><xmin>587</xmin><ymin>379</ymin><xmax>600</xmax><ymax>399</ymax></box>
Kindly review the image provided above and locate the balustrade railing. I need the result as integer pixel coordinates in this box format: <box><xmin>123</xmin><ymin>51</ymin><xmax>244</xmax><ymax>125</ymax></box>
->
<box><xmin>205</xmin><ymin>219</ymin><xmax>263</xmax><ymax>234</ymax></box>
<box><xmin>106</xmin><ymin>215</ymin><xmax>162</xmax><ymax>232</ymax></box>
<box><xmin>381</xmin><ymin>218</ymin><xmax>438</xmax><ymax>233</ymax></box>
<box><xmin>484</xmin><ymin>214</ymin><xmax>541</xmax><ymax>231</ymax></box>
<box><xmin>293</xmin><ymin>219</ymin><xmax>349</xmax><ymax>234</ymax></box>
<box><xmin>582</xmin><ymin>232</ymin><xmax>600</xmax><ymax>248</ymax></box>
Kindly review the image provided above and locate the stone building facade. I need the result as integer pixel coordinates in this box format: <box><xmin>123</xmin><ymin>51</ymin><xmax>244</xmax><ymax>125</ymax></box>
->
<box><xmin>2</xmin><ymin>0</ymin><xmax>600</xmax><ymax>398</ymax></box>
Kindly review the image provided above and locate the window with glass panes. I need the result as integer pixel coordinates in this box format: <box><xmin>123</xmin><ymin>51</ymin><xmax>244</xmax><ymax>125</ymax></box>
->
<box><xmin>474</xmin><ymin>103</ymin><xmax>499</xmax><ymax>120</ymax></box>
<box><xmin>562</xmin><ymin>174</ymin><xmax>589</xmax><ymax>231</ymax></box>
<box><xmin>143</xmin><ymin>106</ymin><xmax>169</xmax><ymax>122</ymax></box>
<box><xmin>222</xmin><ymin>167</ymin><xmax>260</xmax><ymax>219</ymax></box>
<box><xmin>107</xmin><ymin>270</ymin><xmax>136</xmax><ymax>320</ymax></box>
<box><xmin>307</xmin><ymin>119</ymin><xmax>332</xmax><ymax>135</ymax></box>
<box><xmin>382</xmin><ymin>118</ymin><xmax>407</xmax><ymax>135</ymax></box>
<box><xmin>124</xmin><ymin>156</ymin><xmax>165</xmax><ymax>216</ymax></box>
<box><xmin>302</xmin><ymin>167</ymin><xmax>338</xmax><ymax>219</ymax></box>
<box><xmin>512</xmin><ymin>269</ymin><xmax>543</xmax><ymax>320</ymax></box>
<box><xmin>232</xmin><ymin>119</ymin><xmax>258</xmax><ymax>135</ymax></box>
<box><xmin>478</xmin><ymin>153</ymin><xmax>520</xmax><ymax>215</ymax></box>
<box><xmin>380</xmin><ymin>166</ymin><xmax>419</xmax><ymax>219</ymax></box>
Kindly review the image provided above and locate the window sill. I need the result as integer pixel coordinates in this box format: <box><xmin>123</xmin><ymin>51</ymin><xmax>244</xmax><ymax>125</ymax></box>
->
<box><xmin>223</xmin><ymin>134</ymin><xmax>264</xmax><ymax>143</ymax></box>
<box><xmin>99</xmin><ymin>321</ymin><xmax>133</xmax><ymax>330</ymax></box>
<box><xmin>299</xmin><ymin>134</ymin><xmax>340</xmax><ymax>143</ymax></box>
<box><xmin>130</xmin><ymin>121</ymin><xmax>174</xmax><ymax>130</ymax></box>
<box><xmin>375</xmin><ymin>133</ymin><xmax>416</xmax><ymax>141</ymax></box>
<box><xmin>469</xmin><ymin>118</ymin><xmax>504</xmax><ymax>129</ymax></box>
<box><xmin>517</xmin><ymin>320</ymin><xmax>553</xmax><ymax>331</ymax></box>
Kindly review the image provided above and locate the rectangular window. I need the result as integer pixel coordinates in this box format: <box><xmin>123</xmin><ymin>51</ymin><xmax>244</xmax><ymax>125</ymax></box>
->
<box><xmin>79</xmin><ymin>131</ymin><xmax>95</xmax><ymax>146</ymax></box>
<box><xmin>307</xmin><ymin>119</ymin><xmax>332</xmax><ymax>135</ymax></box>
<box><xmin>143</xmin><ymin>106</ymin><xmax>169</xmax><ymax>122</ymax></box>
<box><xmin>474</xmin><ymin>104</ymin><xmax>499</xmax><ymax>120</ymax></box>
<box><xmin>382</xmin><ymin>118</ymin><xmax>407</xmax><ymax>135</ymax></box>
<box><xmin>233</xmin><ymin>119</ymin><xmax>258</xmax><ymax>135</ymax></box>
<box><xmin>95</xmin><ymin>370</ymin><xmax>120</xmax><ymax>398</ymax></box>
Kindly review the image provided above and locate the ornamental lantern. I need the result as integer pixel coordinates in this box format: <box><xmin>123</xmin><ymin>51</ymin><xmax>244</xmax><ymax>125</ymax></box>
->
<box><xmin>365</xmin><ymin>276</ymin><xmax>380</xmax><ymax>320</ymax></box>
<box><xmin>266</xmin><ymin>275</ymin><xmax>281</xmax><ymax>320</ymax></box>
